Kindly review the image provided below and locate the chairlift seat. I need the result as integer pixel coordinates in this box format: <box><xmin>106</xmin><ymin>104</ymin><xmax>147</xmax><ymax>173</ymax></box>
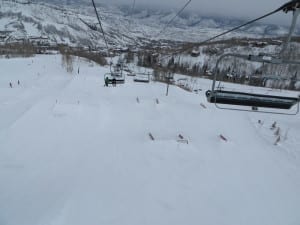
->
<box><xmin>134</xmin><ymin>78</ymin><xmax>150</xmax><ymax>83</ymax></box>
<box><xmin>107</xmin><ymin>78</ymin><xmax>125</xmax><ymax>84</ymax></box>
<box><xmin>127</xmin><ymin>71</ymin><xmax>136</xmax><ymax>76</ymax></box>
<box><xmin>111</xmin><ymin>71</ymin><xmax>122</xmax><ymax>77</ymax></box>
<box><xmin>105</xmin><ymin>73</ymin><xmax>125</xmax><ymax>84</ymax></box>
<box><xmin>134</xmin><ymin>73</ymin><xmax>150</xmax><ymax>83</ymax></box>
<box><xmin>206</xmin><ymin>90</ymin><xmax>299</xmax><ymax>109</ymax></box>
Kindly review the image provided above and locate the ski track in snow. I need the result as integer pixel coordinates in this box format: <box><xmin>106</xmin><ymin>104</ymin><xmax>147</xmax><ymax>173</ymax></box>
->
<box><xmin>1</xmin><ymin>55</ymin><xmax>300</xmax><ymax>225</ymax></box>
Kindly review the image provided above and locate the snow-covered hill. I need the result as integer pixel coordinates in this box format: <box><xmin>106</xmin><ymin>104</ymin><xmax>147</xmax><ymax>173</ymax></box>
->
<box><xmin>0</xmin><ymin>0</ymin><xmax>145</xmax><ymax>48</ymax></box>
<box><xmin>0</xmin><ymin>0</ymin><xmax>297</xmax><ymax>49</ymax></box>
<box><xmin>1</xmin><ymin>54</ymin><xmax>300</xmax><ymax>225</ymax></box>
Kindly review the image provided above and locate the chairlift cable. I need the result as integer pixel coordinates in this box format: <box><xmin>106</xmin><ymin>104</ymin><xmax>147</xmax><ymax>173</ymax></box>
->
<box><xmin>156</xmin><ymin>0</ymin><xmax>192</xmax><ymax>37</ymax></box>
<box><xmin>127</xmin><ymin>0</ymin><xmax>144</xmax><ymax>48</ymax></box>
<box><xmin>160</xmin><ymin>0</ymin><xmax>300</xmax><ymax>60</ymax></box>
<box><xmin>91</xmin><ymin>0</ymin><xmax>110</xmax><ymax>55</ymax></box>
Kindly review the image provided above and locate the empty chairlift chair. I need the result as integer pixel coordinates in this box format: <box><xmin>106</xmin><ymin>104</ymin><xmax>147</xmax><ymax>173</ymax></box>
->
<box><xmin>206</xmin><ymin>53</ymin><xmax>300</xmax><ymax>115</ymax></box>
<box><xmin>203</xmin><ymin>2</ymin><xmax>300</xmax><ymax>114</ymax></box>
<box><xmin>134</xmin><ymin>73</ymin><xmax>150</xmax><ymax>83</ymax></box>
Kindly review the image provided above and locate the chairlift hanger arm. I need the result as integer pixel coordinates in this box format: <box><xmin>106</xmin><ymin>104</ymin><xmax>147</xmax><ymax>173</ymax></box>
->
<box><xmin>280</xmin><ymin>7</ymin><xmax>300</xmax><ymax>54</ymax></box>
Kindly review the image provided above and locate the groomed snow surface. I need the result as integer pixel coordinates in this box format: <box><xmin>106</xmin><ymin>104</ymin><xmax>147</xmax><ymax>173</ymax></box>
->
<box><xmin>1</xmin><ymin>55</ymin><xmax>300</xmax><ymax>225</ymax></box>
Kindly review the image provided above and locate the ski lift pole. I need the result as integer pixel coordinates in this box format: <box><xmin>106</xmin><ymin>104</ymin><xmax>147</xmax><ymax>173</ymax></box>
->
<box><xmin>166</xmin><ymin>72</ymin><xmax>172</xmax><ymax>96</ymax></box>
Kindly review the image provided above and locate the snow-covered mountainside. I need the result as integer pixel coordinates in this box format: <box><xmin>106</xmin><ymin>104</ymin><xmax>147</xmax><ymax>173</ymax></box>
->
<box><xmin>1</xmin><ymin>54</ymin><xmax>300</xmax><ymax>225</ymax></box>
<box><xmin>0</xmin><ymin>0</ymin><xmax>145</xmax><ymax>48</ymax></box>
<box><xmin>0</xmin><ymin>0</ymin><xmax>297</xmax><ymax>49</ymax></box>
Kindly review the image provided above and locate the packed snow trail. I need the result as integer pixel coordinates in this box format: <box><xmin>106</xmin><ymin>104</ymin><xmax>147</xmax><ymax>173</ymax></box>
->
<box><xmin>0</xmin><ymin>55</ymin><xmax>300</xmax><ymax>225</ymax></box>
<box><xmin>0</xmin><ymin>56</ymin><xmax>73</xmax><ymax>131</ymax></box>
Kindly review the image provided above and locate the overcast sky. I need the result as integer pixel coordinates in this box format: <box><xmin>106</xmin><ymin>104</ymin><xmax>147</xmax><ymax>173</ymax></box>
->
<box><xmin>97</xmin><ymin>0</ymin><xmax>296</xmax><ymax>25</ymax></box>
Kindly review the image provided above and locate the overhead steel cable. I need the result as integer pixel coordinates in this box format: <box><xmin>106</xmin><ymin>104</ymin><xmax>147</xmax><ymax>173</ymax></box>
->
<box><xmin>91</xmin><ymin>0</ymin><xmax>110</xmax><ymax>53</ymax></box>
<box><xmin>161</xmin><ymin>0</ymin><xmax>300</xmax><ymax>60</ymax></box>
<box><xmin>156</xmin><ymin>0</ymin><xmax>192</xmax><ymax>37</ymax></box>
<box><xmin>196</xmin><ymin>0</ymin><xmax>300</xmax><ymax>44</ymax></box>
<box><xmin>129</xmin><ymin>0</ymin><xmax>148</xmax><ymax>48</ymax></box>
<box><xmin>79</xmin><ymin>18</ymin><xmax>97</xmax><ymax>31</ymax></box>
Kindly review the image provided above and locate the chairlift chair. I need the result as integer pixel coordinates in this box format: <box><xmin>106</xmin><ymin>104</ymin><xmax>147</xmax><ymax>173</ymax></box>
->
<box><xmin>206</xmin><ymin>4</ymin><xmax>300</xmax><ymax>115</ymax></box>
<box><xmin>104</xmin><ymin>57</ymin><xmax>126</xmax><ymax>84</ymax></box>
<box><xmin>104</xmin><ymin>73</ymin><xmax>125</xmax><ymax>84</ymax></box>
<box><xmin>127</xmin><ymin>70</ymin><xmax>136</xmax><ymax>76</ymax></box>
<box><xmin>206</xmin><ymin>53</ymin><xmax>300</xmax><ymax>114</ymax></box>
<box><xmin>134</xmin><ymin>73</ymin><xmax>150</xmax><ymax>83</ymax></box>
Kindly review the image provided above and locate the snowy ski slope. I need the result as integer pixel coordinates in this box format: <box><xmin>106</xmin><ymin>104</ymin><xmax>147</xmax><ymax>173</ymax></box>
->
<box><xmin>0</xmin><ymin>55</ymin><xmax>300</xmax><ymax>225</ymax></box>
